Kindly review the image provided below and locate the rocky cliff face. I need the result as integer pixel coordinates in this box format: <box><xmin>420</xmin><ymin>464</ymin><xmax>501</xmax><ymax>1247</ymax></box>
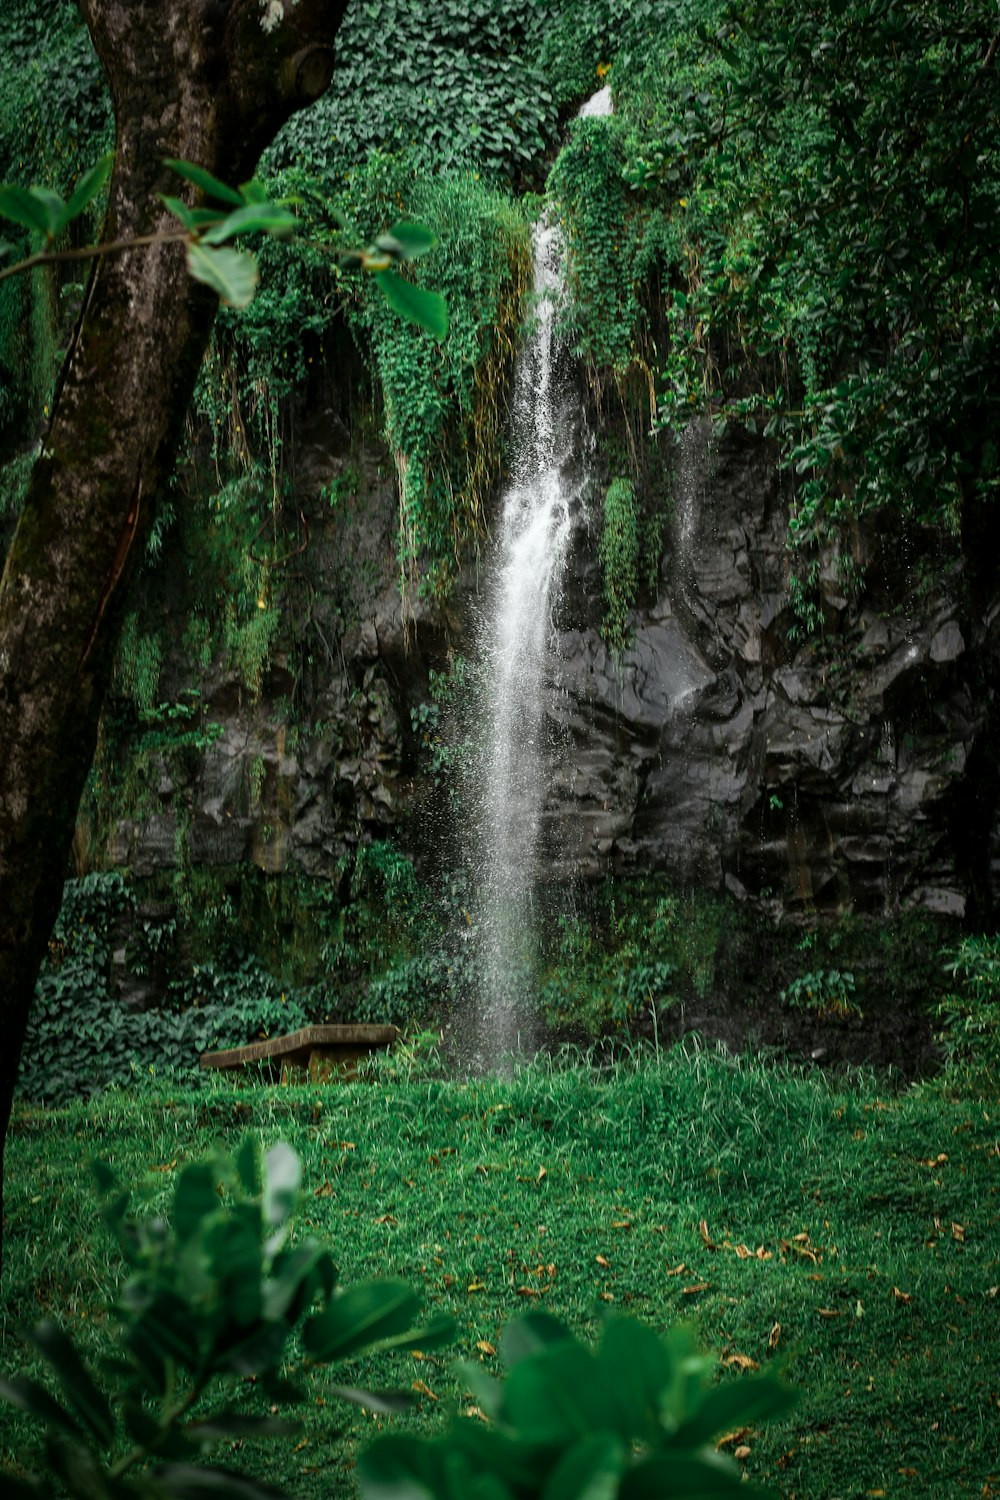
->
<box><xmin>106</xmin><ymin>401</ymin><xmax>1000</xmax><ymax>926</ymax></box>
<box><xmin>544</xmin><ymin>419</ymin><xmax>998</xmax><ymax>920</ymax></box>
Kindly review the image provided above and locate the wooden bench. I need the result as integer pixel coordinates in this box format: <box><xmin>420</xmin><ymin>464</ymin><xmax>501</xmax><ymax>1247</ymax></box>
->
<box><xmin>200</xmin><ymin>1024</ymin><xmax>398</xmax><ymax>1083</ymax></box>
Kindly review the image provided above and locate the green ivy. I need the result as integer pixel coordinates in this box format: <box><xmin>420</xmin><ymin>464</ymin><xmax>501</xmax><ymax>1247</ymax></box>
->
<box><xmin>338</xmin><ymin>154</ymin><xmax>531</xmax><ymax>590</ymax></box>
<box><xmin>599</xmin><ymin>475</ymin><xmax>639</xmax><ymax>656</ymax></box>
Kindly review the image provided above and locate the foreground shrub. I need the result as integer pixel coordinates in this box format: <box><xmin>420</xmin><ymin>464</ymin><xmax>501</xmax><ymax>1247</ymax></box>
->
<box><xmin>360</xmin><ymin>1308</ymin><xmax>796</xmax><ymax>1500</ymax></box>
<box><xmin>0</xmin><ymin>1140</ymin><xmax>452</xmax><ymax>1499</ymax></box>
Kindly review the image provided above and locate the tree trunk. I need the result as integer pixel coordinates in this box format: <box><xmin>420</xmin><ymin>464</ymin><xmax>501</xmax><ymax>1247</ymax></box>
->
<box><xmin>0</xmin><ymin>0</ymin><xmax>348</xmax><ymax>1274</ymax></box>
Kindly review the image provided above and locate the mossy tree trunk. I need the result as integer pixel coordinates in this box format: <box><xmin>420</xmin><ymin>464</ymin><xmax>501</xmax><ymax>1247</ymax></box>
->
<box><xmin>0</xmin><ymin>0</ymin><xmax>348</xmax><ymax>1272</ymax></box>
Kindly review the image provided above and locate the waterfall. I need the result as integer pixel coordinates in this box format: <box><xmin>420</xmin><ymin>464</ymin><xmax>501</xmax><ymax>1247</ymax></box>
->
<box><xmin>469</xmin><ymin>220</ymin><xmax>581</xmax><ymax>1066</ymax></box>
<box><xmin>467</xmin><ymin>86</ymin><xmax>612</xmax><ymax>1069</ymax></box>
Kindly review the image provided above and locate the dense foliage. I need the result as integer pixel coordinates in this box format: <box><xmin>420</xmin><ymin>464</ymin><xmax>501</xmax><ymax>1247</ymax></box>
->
<box><xmin>550</xmin><ymin>0</ymin><xmax>1000</xmax><ymax>618</ymax></box>
<box><xmin>0</xmin><ymin>1139</ymin><xmax>451</xmax><ymax>1499</ymax></box>
<box><xmin>1</xmin><ymin>0</ymin><xmax>998</xmax><ymax>1084</ymax></box>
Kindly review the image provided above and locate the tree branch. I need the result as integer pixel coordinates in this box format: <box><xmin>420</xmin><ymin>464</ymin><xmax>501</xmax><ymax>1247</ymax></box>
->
<box><xmin>0</xmin><ymin>228</ymin><xmax>189</xmax><ymax>284</ymax></box>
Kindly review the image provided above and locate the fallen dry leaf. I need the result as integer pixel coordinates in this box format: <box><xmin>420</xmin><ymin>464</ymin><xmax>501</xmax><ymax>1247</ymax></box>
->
<box><xmin>667</xmin><ymin>1263</ymin><xmax>687</xmax><ymax>1276</ymax></box>
<box><xmin>313</xmin><ymin>1181</ymin><xmax>333</xmax><ymax>1198</ymax></box>
<box><xmin>149</xmin><ymin>1160</ymin><xmax>177</xmax><ymax>1174</ymax></box>
<box><xmin>373</xmin><ymin>1213</ymin><xmax>397</xmax><ymax>1225</ymax></box>
<box><xmin>596</xmin><ymin>1254</ymin><xmax>611</xmax><ymax>1268</ymax></box>
<box><xmin>698</xmin><ymin>1219</ymin><xmax>715</xmax><ymax>1249</ymax></box>
<box><xmin>467</xmin><ymin>1281</ymin><xmax>486</xmax><ymax>1293</ymax></box>
<box><xmin>463</xmin><ymin>1405</ymin><xmax>488</xmax><ymax>1423</ymax></box>
<box><xmin>612</xmin><ymin>1219</ymin><xmax>632</xmax><ymax>1229</ymax></box>
<box><xmin>733</xmin><ymin>1244</ymin><xmax>752</xmax><ymax>1260</ymax></box>
<box><xmin>683</xmin><ymin>1282</ymin><xmax>711</xmax><ymax>1295</ymax></box>
<box><xmin>476</xmin><ymin>1340</ymin><xmax>496</xmax><ymax>1356</ymax></box>
<box><xmin>716</xmin><ymin>1427</ymin><xmax>749</xmax><ymax>1451</ymax></box>
<box><xmin>734</xmin><ymin>1445</ymin><xmax>752</xmax><ymax>1461</ymax></box>
<box><xmin>817</xmin><ymin>1307</ymin><xmax>843</xmax><ymax>1319</ymax></box>
<box><xmin>599</xmin><ymin>1291</ymin><xmax>614</xmax><ymax>1302</ymax></box>
<box><xmin>768</xmin><ymin>1322</ymin><xmax>782</xmax><ymax>1350</ymax></box>
<box><xmin>893</xmin><ymin>1286</ymin><xmax>913</xmax><ymax>1304</ymax></box>
<box><xmin>952</xmin><ymin>1222</ymin><xmax>966</xmax><ymax>1243</ymax></box>
<box><xmin>781</xmin><ymin>1238</ymin><xmax>820</xmax><ymax>1265</ymax></box>
<box><xmin>721</xmin><ymin>1352</ymin><xmax>759</xmax><ymax>1372</ymax></box>
<box><xmin>537</xmin><ymin>1166</ymin><xmax>547</xmax><ymax>1183</ymax></box>
<box><xmin>411</xmin><ymin>1379</ymin><xmax>437</xmax><ymax>1401</ymax></box>
<box><xmin>918</xmin><ymin>1153</ymin><xmax>948</xmax><ymax>1167</ymax></box>
<box><xmin>516</xmin><ymin>1287</ymin><xmax>540</xmax><ymax>1298</ymax></box>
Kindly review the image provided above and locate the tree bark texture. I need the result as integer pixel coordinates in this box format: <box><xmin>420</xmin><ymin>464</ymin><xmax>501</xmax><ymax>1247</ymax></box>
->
<box><xmin>0</xmin><ymin>0</ymin><xmax>349</xmax><ymax>1272</ymax></box>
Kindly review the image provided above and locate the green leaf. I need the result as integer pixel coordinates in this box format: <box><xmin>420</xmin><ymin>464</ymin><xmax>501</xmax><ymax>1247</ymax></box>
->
<box><xmin>26</xmin><ymin>1323</ymin><xmax>114</xmax><ymax>1447</ymax></box>
<box><xmin>262</xmin><ymin>1142</ymin><xmax>301</xmax><ymax>1228</ymax></box>
<box><xmin>304</xmin><ymin>1280</ymin><xmax>450</xmax><ymax>1363</ymax></box>
<box><xmin>372</xmin><ymin>269</ymin><xmax>448</xmax><ymax>340</ymax></box>
<box><xmin>671</xmin><ymin>1371</ymin><xmax>797</xmax><ymax>1449</ymax></box>
<box><xmin>236</xmin><ymin>1136</ymin><xmax>261</xmax><ymax>1196</ymax></box>
<box><xmin>238</xmin><ymin>180</ymin><xmax>272</xmax><ymax>205</ymax></box>
<box><xmin>358</xmin><ymin>1434</ymin><xmax>508</xmax><ymax>1500</ymax></box>
<box><xmin>0</xmin><ymin>1374</ymin><xmax>82</xmax><ymax>1439</ymax></box>
<box><xmin>173</xmin><ymin>1159</ymin><xmax>223</xmax><ymax>1241</ymax></box>
<box><xmin>264</xmin><ymin>1243</ymin><xmax>337</xmax><ymax>1323</ymax></box>
<box><xmin>594</xmin><ymin>1317</ymin><xmax>677</xmax><ymax>1442</ymax></box>
<box><xmin>452</xmin><ymin>1360</ymin><xmax>503</xmax><ymax>1420</ymax></box>
<box><xmin>208</xmin><ymin>1213</ymin><xmax>263</xmax><ymax>1325</ymax></box>
<box><xmin>540</xmin><ymin>1433</ymin><xmax>626</xmax><ymax>1500</ymax></box>
<box><xmin>619</xmin><ymin>1450</ymin><xmax>754</xmax><ymax>1499</ymax></box>
<box><xmin>0</xmin><ymin>238</ymin><xmax>20</xmax><ymax>259</ymax></box>
<box><xmin>210</xmin><ymin>1317</ymin><xmax>287</xmax><ymax>1377</ymax></box>
<box><xmin>0</xmin><ymin>184</ymin><xmax>58</xmax><ymax>238</ymax></box>
<box><xmin>500</xmin><ymin>1312</ymin><xmax>575</xmax><ymax>1369</ymax></box>
<box><xmin>92</xmin><ymin>1158</ymin><xmax>118</xmax><ymax>1198</ymax></box>
<box><xmin>201</xmin><ymin>202</ymin><xmax>298</xmax><ymax>245</ymax></box>
<box><xmin>161</xmin><ymin>196</ymin><xmax>225</xmax><ymax>233</ymax></box>
<box><xmin>186</xmin><ymin>242</ymin><xmax>259</xmax><ymax>308</ymax></box>
<box><xmin>126</xmin><ymin>1290</ymin><xmax>202</xmax><ymax>1377</ymax></box>
<box><xmin>502</xmin><ymin>1343</ymin><xmax>602</xmax><ymax>1445</ymax></box>
<box><xmin>29</xmin><ymin>188</ymin><xmax>64</xmax><ymax>239</ymax></box>
<box><xmin>164</xmin><ymin>159</ymin><xmax>244</xmax><ymax>206</ymax></box>
<box><xmin>375</xmin><ymin>220</ymin><xmax>437</xmax><ymax>260</ymax></box>
<box><xmin>187</xmin><ymin>1410</ymin><xmax>302</xmax><ymax>1443</ymax></box>
<box><xmin>327</xmin><ymin>1386</ymin><xmax>415</xmax><ymax>1415</ymax></box>
<box><xmin>379</xmin><ymin>1310</ymin><xmax>454</xmax><ymax>1356</ymax></box>
<box><xmin>153</xmin><ymin>1464</ymin><xmax>289</xmax><ymax>1499</ymax></box>
<box><xmin>57</xmin><ymin>154</ymin><xmax>112</xmax><ymax>234</ymax></box>
<box><xmin>304</xmin><ymin>1280</ymin><xmax>418</xmax><ymax>1362</ymax></box>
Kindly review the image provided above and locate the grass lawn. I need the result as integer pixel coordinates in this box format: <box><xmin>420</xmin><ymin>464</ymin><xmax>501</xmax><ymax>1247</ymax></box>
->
<box><xmin>2</xmin><ymin>1046</ymin><xmax>998</xmax><ymax>1499</ymax></box>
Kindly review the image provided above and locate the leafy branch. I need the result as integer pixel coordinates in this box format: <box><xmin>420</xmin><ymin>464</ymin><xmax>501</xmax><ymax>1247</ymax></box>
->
<box><xmin>0</xmin><ymin>1138</ymin><xmax>454</xmax><ymax>1500</ymax></box>
<box><xmin>0</xmin><ymin>155</ymin><xmax>449</xmax><ymax>338</ymax></box>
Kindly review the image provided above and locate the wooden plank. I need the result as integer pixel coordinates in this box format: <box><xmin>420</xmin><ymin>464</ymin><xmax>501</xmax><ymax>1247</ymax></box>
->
<box><xmin>200</xmin><ymin>1024</ymin><xmax>398</xmax><ymax>1073</ymax></box>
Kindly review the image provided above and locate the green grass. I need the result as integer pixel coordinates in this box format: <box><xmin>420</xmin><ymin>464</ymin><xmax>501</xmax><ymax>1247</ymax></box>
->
<box><xmin>2</xmin><ymin>1046</ymin><xmax>999</xmax><ymax>1498</ymax></box>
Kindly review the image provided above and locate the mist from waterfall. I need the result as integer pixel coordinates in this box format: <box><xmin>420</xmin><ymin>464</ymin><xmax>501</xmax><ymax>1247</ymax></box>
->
<box><xmin>468</xmin><ymin>219</ymin><xmax>581</xmax><ymax>1066</ymax></box>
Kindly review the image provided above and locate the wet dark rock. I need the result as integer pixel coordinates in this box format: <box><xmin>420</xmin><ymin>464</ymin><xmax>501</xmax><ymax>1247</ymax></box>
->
<box><xmin>111</xmin><ymin>415</ymin><xmax>999</xmax><ymax>928</ymax></box>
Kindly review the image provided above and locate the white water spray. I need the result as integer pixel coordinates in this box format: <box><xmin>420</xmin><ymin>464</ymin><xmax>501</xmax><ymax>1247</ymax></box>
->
<box><xmin>469</xmin><ymin>87</ymin><xmax>612</xmax><ymax>1067</ymax></box>
<box><xmin>469</xmin><ymin>221</ymin><xmax>582</xmax><ymax>1064</ymax></box>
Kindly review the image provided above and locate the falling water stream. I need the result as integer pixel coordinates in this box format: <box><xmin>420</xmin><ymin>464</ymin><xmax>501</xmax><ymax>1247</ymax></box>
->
<box><xmin>470</xmin><ymin>219</ymin><xmax>578</xmax><ymax>1064</ymax></box>
<box><xmin>470</xmin><ymin>90</ymin><xmax>613</xmax><ymax>1067</ymax></box>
